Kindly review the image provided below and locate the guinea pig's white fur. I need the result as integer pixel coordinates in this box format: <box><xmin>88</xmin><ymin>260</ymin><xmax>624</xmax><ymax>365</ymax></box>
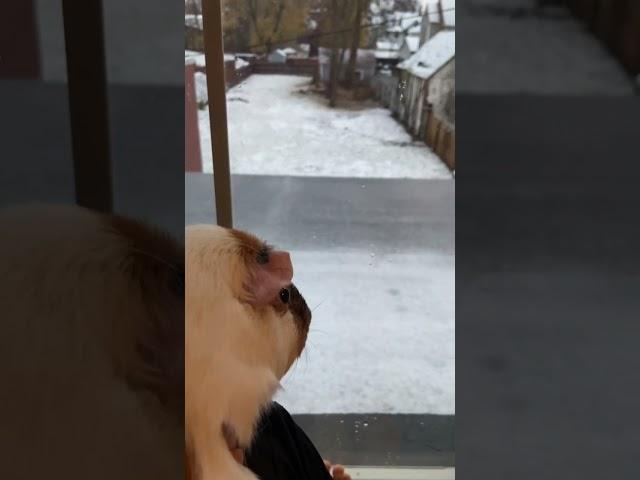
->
<box><xmin>0</xmin><ymin>204</ymin><xmax>183</xmax><ymax>479</ymax></box>
<box><xmin>186</xmin><ymin>225</ymin><xmax>305</xmax><ymax>480</ymax></box>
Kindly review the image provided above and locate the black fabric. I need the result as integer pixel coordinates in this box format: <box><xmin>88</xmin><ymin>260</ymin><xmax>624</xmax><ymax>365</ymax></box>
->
<box><xmin>245</xmin><ymin>402</ymin><xmax>332</xmax><ymax>480</ymax></box>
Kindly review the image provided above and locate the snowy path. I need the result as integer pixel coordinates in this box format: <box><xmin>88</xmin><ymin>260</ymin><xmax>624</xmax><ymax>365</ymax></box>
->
<box><xmin>198</xmin><ymin>74</ymin><xmax>452</xmax><ymax>179</ymax></box>
<box><xmin>275</xmin><ymin>250</ymin><xmax>455</xmax><ymax>415</ymax></box>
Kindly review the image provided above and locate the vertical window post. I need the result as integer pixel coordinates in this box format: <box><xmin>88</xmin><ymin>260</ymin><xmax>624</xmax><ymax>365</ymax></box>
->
<box><xmin>202</xmin><ymin>0</ymin><xmax>233</xmax><ymax>228</ymax></box>
<box><xmin>62</xmin><ymin>0</ymin><xmax>113</xmax><ymax>213</ymax></box>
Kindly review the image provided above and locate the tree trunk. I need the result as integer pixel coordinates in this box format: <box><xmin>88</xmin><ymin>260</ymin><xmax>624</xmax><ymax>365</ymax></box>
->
<box><xmin>329</xmin><ymin>46</ymin><xmax>339</xmax><ymax>107</ymax></box>
<box><xmin>329</xmin><ymin>0</ymin><xmax>339</xmax><ymax>108</ymax></box>
<box><xmin>337</xmin><ymin>48</ymin><xmax>347</xmax><ymax>83</ymax></box>
<box><xmin>345</xmin><ymin>0</ymin><xmax>364</xmax><ymax>89</ymax></box>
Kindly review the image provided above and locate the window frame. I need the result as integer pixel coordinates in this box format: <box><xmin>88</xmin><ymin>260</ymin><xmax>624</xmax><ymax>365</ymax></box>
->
<box><xmin>202</xmin><ymin>0</ymin><xmax>233</xmax><ymax>228</ymax></box>
<box><xmin>197</xmin><ymin>3</ymin><xmax>455</xmax><ymax>468</ymax></box>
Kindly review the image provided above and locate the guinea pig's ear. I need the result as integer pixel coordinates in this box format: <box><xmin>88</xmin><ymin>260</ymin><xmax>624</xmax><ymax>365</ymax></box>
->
<box><xmin>247</xmin><ymin>250</ymin><xmax>293</xmax><ymax>307</ymax></box>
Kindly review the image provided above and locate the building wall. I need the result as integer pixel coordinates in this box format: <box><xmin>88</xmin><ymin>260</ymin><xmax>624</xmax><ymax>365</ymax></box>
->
<box><xmin>267</xmin><ymin>52</ymin><xmax>287</xmax><ymax>64</ymax></box>
<box><xmin>427</xmin><ymin>59</ymin><xmax>455</xmax><ymax>124</ymax></box>
<box><xmin>419</xmin><ymin>14</ymin><xmax>431</xmax><ymax>45</ymax></box>
<box><xmin>380</xmin><ymin>57</ymin><xmax>454</xmax><ymax>137</ymax></box>
<box><xmin>405</xmin><ymin>73</ymin><xmax>426</xmax><ymax>136</ymax></box>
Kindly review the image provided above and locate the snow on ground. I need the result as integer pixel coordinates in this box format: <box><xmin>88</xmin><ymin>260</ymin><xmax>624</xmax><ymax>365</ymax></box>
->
<box><xmin>235</xmin><ymin>58</ymin><xmax>250</xmax><ymax>69</ymax></box>
<box><xmin>193</xmin><ymin>74</ymin><xmax>454</xmax><ymax>414</ymax></box>
<box><xmin>198</xmin><ymin>74</ymin><xmax>452</xmax><ymax>179</ymax></box>
<box><xmin>185</xmin><ymin>50</ymin><xmax>206</xmax><ymax>67</ymax></box>
<box><xmin>274</xmin><ymin>250</ymin><xmax>455</xmax><ymax>415</ymax></box>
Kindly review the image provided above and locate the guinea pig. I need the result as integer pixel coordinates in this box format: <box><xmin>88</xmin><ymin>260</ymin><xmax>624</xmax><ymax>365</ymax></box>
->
<box><xmin>0</xmin><ymin>204</ymin><xmax>184</xmax><ymax>479</ymax></box>
<box><xmin>185</xmin><ymin>225</ymin><xmax>311</xmax><ymax>480</ymax></box>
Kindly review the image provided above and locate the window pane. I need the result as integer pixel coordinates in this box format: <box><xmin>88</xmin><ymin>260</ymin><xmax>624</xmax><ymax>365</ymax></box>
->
<box><xmin>186</xmin><ymin>0</ymin><xmax>455</xmax><ymax>471</ymax></box>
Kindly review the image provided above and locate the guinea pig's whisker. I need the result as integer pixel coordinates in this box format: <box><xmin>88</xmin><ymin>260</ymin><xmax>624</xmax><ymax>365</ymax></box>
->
<box><xmin>308</xmin><ymin>328</ymin><xmax>330</xmax><ymax>337</ymax></box>
<box><xmin>311</xmin><ymin>299</ymin><xmax>326</xmax><ymax>313</ymax></box>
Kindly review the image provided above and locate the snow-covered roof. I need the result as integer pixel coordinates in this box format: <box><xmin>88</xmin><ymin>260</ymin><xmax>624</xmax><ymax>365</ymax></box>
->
<box><xmin>376</xmin><ymin>40</ymin><xmax>400</xmax><ymax>52</ymax></box>
<box><xmin>424</xmin><ymin>0</ymin><xmax>455</xmax><ymax>27</ymax></box>
<box><xmin>397</xmin><ymin>30</ymin><xmax>455</xmax><ymax>79</ymax></box>
<box><xmin>185</xmin><ymin>50</ymin><xmax>206</xmax><ymax>67</ymax></box>
<box><xmin>185</xmin><ymin>51</ymin><xmax>235</xmax><ymax>67</ymax></box>
<box><xmin>386</xmin><ymin>10</ymin><xmax>422</xmax><ymax>33</ymax></box>
<box><xmin>185</xmin><ymin>14</ymin><xmax>203</xmax><ymax>29</ymax></box>
<box><xmin>375</xmin><ymin>38</ymin><xmax>401</xmax><ymax>60</ymax></box>
<box><xmin>375</xmin><ymin>50</ymin><xmax>400</xmax><ymax>60</ymax></box>
<box><xmin>271</xmin><ymin>48</ymin><xmax>296</xmax><ymax>58</ymax></box>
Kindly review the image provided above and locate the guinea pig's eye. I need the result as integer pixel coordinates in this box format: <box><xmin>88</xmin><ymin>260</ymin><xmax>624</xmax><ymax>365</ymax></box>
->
<box><xmin>279</xmin><ymin>287</ymin><xmax>290</xmax><ymax>304</ymax></box>
<box><xmin>256</xmin><ymin>249</ymin><xmax>269</xmax><ymax>265</ymax></box>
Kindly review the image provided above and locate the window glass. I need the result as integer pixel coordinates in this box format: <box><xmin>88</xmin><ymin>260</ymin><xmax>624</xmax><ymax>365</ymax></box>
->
<box><xmin>186</xmin><ymin>0</ymin><xmax>455</xmax><ymax>471</ymax></box>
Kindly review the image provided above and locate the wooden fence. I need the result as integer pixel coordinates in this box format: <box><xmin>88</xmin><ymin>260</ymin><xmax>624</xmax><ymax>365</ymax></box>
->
<box><xmin>192</xmin><ymin>57</ymin><xmax>318</xmax><ymax>86</ymax></box>
<box><xmin>424</xmin><ymin>110</ymin><xmax>455</xmax><ymax>171</ymax></box>
<box><xmin>373</xmin><ymin>74</ymin><xmax>456</xmax><ymax>171</ymax></box>
<box><xmin>252</xmin><ymin>59</ymin><xmax>319</xmax><ymax>78</ymax></box>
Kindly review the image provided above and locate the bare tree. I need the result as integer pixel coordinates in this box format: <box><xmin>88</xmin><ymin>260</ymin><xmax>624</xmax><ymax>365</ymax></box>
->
<box><xmin>241</xmin><ymin>0</ymin><xmax>308</xmax><ymax>53</ymax></box>
<box><xmin>329</xmin><ymin>0</ymin><xmax>340</xmax><ymax>107</ymax></box>
<box><xmin>186</xmin><ymin>0</ymin><xmax>203</xmax><ymax>30</ymax></box>
<box><xmin>345</xmin><ymin>0</ymin><xmax>367</xmax><ymax>89</ymax></box>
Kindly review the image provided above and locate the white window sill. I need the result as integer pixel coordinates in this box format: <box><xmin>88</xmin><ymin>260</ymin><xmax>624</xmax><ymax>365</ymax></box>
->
<box><xmin>347</xmin><ymin>466</ymin><xmax>454</xmax><ymax>480</ymax></box>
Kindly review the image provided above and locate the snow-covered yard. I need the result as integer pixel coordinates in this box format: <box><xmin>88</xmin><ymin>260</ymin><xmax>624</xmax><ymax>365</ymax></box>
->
<box><xmin>275</xmin><ymin>250</ymin><xmax>455</xmax><ymax>414</ymax></box>
<box><xmin>198</xmin><ymin>74</ymin><xmax>452</xmax><ymax>179</ymax></box>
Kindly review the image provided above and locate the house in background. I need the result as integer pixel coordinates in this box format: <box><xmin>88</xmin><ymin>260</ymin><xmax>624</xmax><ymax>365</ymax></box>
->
<box><xmin>375</xmin><ymin>39</ymin><xmax>401</xmax><ymax>72</ymax></box>
<box><xmin>384</xmin><ymin>10</ymin><xmax>422</xmax><ymax>44</ymax></box>
<box><xmin>267</xmin><ymin>47</ymin><xmax>298</xmax><ymax>64</ymax></box>
<box><xmin>420</xmin><ymin>0</ymin><xmax>455</xmax><ymax>44</ymax></box>
<box><xmin>373</xmin><ymin>7</ymin><xmax>423</xmax><ymax>71</ymax></box>
<box><xmin>396</xmin><ymin>30</ymin><xmax>455</xmax><ymax>136</ymax></box>
<box><xmin>318</xmin><ymin>48</ymin><xmax>377</xmax><ymax>85</ymax></box>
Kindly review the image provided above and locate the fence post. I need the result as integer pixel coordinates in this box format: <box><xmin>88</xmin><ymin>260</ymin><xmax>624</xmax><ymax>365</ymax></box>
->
<box><xmin>62</xmin><ymin>0</ymin><xmax>112</xmax><ymax>213</ymax></box>
<box><xmin>424</xmin><ymin>109</ymin><xmax>432</xmax><ymax>146</ymax></box>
